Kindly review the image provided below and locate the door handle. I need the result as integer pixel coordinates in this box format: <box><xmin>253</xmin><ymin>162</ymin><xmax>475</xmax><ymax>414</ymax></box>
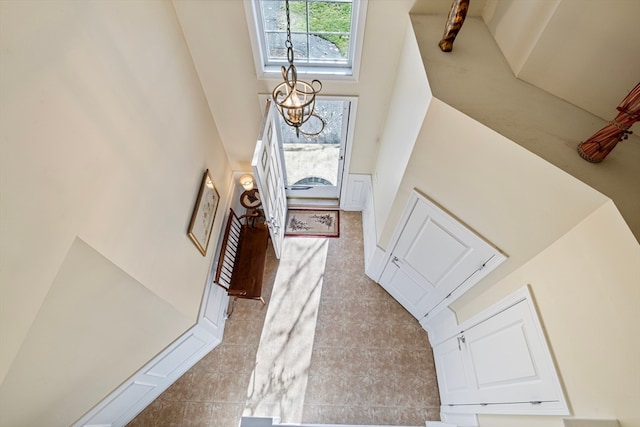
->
<box><xmin>457</xmin><ymin>334</ymin><xmax>466</xmax><ymax>351</ymax></box>
<box><xmin>267</xmin><ymin>216</ymin><xmax>280</xmax><ymax>231</ymax></box>
<box><xmin>391</xmin><ymin>256</ymin><xmax>400</xmax><ymax>267</ymax></box>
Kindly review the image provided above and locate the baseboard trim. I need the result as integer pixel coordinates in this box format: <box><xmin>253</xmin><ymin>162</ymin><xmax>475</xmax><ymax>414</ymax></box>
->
<box><xmin>440</xmin><ymin>412</ymin><xmax>478</xmax><ymax>427</ymax></box>
<box><xmin>72</xmin><ymin>176</ymin><xmax>241</xmax><ymax>427</ymax></box>
<box><xmin>341</xmin><ymin>174</ymin><xmax>370</xmax><ymax>211</ymax></box>
<box><xmin>73</xmin><ymin>324</ymin><xmax>220</xmax><ymax>427</ymax></box>
<box><xmin>359</xmin><ymin>174</ymin><xmax>388</xmax><ymax>281</ymax></box>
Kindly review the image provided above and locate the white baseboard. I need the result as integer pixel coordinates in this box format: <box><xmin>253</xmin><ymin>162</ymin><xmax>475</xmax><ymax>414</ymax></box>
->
<box><xmin>73</xmin><ymin>324</ymin><xmax>220</xmax><ymax>427</ymax></box>
<box><xmin>73</xmin><ymin>179</ymin><xmax>240</xmax><ymax>427</ymax></box>
<box><xmin>359</xmin><ymin>175</ymin><xmax>388</xmax><ymax>281</ymax></box>
<box><xmin>341</xmin><ymin>174</ymin><xmax>370</xmax><ymax>211</ymax></box>
<box><xmin>440</xmin><ymin>412</ymin><xmax>478</xmax><ymax>427</ymax></box>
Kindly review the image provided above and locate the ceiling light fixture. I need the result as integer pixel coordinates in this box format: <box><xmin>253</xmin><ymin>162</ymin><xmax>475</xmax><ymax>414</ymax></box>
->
<box><xmin>272</xmin><ymin>0</ymin><xmax>324</xmax><ymax>137</ymax></box>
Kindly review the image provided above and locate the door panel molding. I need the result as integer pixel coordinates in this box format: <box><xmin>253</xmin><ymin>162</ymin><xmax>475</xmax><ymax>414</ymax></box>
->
<box><xmin>252</xmin><ymin>99</ymin><xmax>287</xmax><ymax>259</ymax></box>
<box><xmin>379</xmin><ymin>190</ymin><xmax>506</xmax><ymax>320</ymax></box>
<box><xmin>434</xmin><ymin>286</ymin><xmax>569</xmax><ymax>416</ymax></box>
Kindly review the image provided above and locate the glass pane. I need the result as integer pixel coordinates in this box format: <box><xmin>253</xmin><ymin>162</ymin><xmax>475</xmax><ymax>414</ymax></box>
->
<box><xmin>280</xmin><ymin>100</ymin><xmax>345</xmax><ymax>187</ymax></box>
<box><xmin>309</xmin><ymin>33</ymin><xmax>348</xmax><ymax>62</ymax></box>
<box><xmin>261</xmin><ymin>0</ymin><xmax>353</xmax><ymax>65</ymax></box>
<box><xmin>262</xmin><ymin>1</ymin><xmax>309</xmax><ymax>32</ymax></box>
<box><xmin>261</xmin><ymin>0</ymin><xmax>284</xmax><ymax>31</ymax></box>
<box><xmin>307</xmin><ymin>1</ymin><xmax>352</xmax><ymax>33</ymax></box>
<box><xmin>266</xmin><ymin>32</ymin><xmax>309</xmax><ymax>61</ymax></box>
<box><xmin>288</xmin><ymin>0</ymin><xmax>309</xmax><ymax>32</ymax></box>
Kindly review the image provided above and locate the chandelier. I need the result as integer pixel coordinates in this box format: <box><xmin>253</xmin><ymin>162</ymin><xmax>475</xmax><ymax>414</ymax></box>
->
<box><xmin>272</xmin><ymin>0</ymin><xmax>324</xmax><ymax>137</ymax></box>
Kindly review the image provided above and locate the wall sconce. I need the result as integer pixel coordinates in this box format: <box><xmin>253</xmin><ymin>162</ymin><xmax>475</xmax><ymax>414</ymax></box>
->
<box><xmin>239</xmin><ymin>174</ymin><xmax>254</xmax><ymax>191</ymax></box>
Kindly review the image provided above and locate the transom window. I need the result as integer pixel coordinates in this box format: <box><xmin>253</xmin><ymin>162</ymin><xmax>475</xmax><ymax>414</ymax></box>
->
<box><xmin>246</xmin><ymin>0</ymin><xmax>368</xmax><ymax>79</ymax></box>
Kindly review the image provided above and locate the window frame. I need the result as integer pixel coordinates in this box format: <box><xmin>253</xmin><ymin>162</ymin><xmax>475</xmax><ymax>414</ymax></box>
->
<box><xmin>244</xmin><ymin>0</ymin><xmax>368</xmax><ymax>81</ymax></box>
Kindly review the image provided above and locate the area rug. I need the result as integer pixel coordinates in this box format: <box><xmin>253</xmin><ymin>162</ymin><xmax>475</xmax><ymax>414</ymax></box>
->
<box><xmin>285</xmin><ymin>209</ymin><xmax>340</xmax><ymax>237</ymax></box>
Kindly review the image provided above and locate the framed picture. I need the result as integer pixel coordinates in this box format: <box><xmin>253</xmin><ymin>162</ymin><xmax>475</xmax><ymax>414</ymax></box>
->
<box><xmin>188</xmin><ymin>170</ymin><xmax>220</xmax><ymax>256</ymax></box>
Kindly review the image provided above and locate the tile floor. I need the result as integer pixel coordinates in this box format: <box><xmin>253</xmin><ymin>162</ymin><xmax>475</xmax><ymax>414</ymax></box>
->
<box><xmin>128</xmin><ymin>211</ymin><xmax>440</xmax><ymax>426</ymax></box>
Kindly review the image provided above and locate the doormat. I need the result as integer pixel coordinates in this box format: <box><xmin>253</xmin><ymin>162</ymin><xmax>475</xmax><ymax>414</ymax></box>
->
<box><xmin>285</xmin><ymin>209</ymin><xmax>340</xmax><ymax>238</ymax></box>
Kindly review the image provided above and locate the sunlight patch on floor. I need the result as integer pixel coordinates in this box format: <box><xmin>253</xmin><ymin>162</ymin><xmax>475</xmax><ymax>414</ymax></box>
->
<box><xmin>243</xmin><ymin>237</ymin><xmax>329</xmax><ymax>423</ymax></box>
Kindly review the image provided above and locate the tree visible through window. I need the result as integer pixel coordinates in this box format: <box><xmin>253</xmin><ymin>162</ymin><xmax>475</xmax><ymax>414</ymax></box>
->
<box><xmin>257</xmin><ymin>0</ymin><xmax>360</xmax><ymax>69</ymax></box>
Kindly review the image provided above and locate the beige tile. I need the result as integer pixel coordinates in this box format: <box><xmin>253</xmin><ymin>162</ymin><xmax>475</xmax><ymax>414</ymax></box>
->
<box><xmin>158</xmin><ymin>400</ymin><xmax>187</xmax><ymax>426</ymax></box>
<box><xmin>222</xmin><ymin>316</ymin><xmax>265</xmax><ymax>346</ymax></box>
<box><xmin>158</xmin><ymin>371</ymin><xmax>194</xmax><ymax>403</ymax></box>
<box><xmin>188</xmin><ymin>372</ymin><xmax>219</xmax><ymax>403</ymax></box>
<box><xmin>210</xmin><ymin>402</ymin><xmax>245</xmax><ymax>427</ymax></box>
<box><xmin>128</xmin><ymin>212</ymin><xmax>441</xmax><ymax>427</ymax></box>
<box><xmin>217</xmin><ymin>370</ymin><xmax>252</xmax><ymax>402</ymax></box>
<box><xmin>183</xmin><ymin>401</ymin><xmax>213</xmax><ymax>427</ymax></box>
<box><xmin>304</xmin><ymin>373</ymin><xmax>348</xmax><ymax>405</ymax></box>
<box><xmin>396</xmin><ymin>405</ymin><xmax>441</xmax><ymax>425</ymax></box>
<box><xmin>301</xmin><ymin>404</ymin><xmax>346</xmax><ymax>424</ymax></box>
<box><xmin>127</xmin><ymin>398</ymin><xmax>164</xmax><ymax>427</ymax></box>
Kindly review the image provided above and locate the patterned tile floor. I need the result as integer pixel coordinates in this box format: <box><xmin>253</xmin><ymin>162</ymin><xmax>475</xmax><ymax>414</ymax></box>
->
<box><xmin>128</xmin><ymin>211</ymin><xmax>440</xmax><ymax>426</ymax></box>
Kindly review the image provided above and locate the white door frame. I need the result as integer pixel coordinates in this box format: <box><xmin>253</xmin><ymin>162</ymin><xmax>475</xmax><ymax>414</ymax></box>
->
<box><xmin>258</xmin><ymin>94</ymin><xmax>357</xmax><ymax>206</ymax></box>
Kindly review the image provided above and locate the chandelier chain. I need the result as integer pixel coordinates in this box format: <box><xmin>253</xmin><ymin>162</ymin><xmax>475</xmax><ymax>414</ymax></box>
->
<box><xmin>272</xmin><ymin>0</ymin><xmax>324</xmax><ymax>137</ymax></box>
<box><xmin>285</xmin><ymin>0</ymin><xmax>294</xmax><ymax>63</ymax></box>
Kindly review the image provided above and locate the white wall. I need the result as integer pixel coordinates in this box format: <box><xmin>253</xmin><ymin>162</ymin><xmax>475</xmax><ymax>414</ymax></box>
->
<box><xmin>374</xmin><ymin>93</ymin><xmax>637</xmax><ymax>427</ymax></box>
<box><xmin>173</xmin><ymin>0</ymin><xmax>418</xmax><ymax>174</ymax></box>
<box><xmin>0</xmin><ymin>1</ymin><xmax>231</xmax><ymax>425</ymax></box>
<box><xmin>483</xmin><ymin>0</ymin><xmax>560</xmax><ymax>75</ymax></box>
<box><xmin>458</xmin><ymin>201</ymin><xmax>640</xmax><ymax>427</ymax></box>
<box><xmin>370</xmin><ymin>24</ymin><xmax>638</xmax><ymax>426</ymax></box>
<box><xmin>411</xmin><ymin>0</ymin><xmax>488</xmax><ymax>16</ymax></box>
<box><xmin>410</xmin><ymin>13</ymin><xmax>640</xmax><ymax>242</ymax></box>
<box><xmin>485</xmin><ymin>0</ymin><xmax>640</xmax><ymax>131</ymax></box>
<box><xmin>372</xmin><ymin>22</ymin><xmax>432</xmax><ymax>242</ymax></box>
<box><xmin>0</xmin><ymin>239</ymin><xmax>191</xmax><ymax>426</ymax></box>
<box><xmin>378</xmin><ymin>98</ymin><xmax>608</xmax><ymax>267</ymax></box>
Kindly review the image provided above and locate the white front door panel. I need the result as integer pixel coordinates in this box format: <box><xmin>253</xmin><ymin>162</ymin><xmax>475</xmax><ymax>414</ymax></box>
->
<box><xmin>252</xmin><ymin>100</ymin><xmax>287</xmax><ymax>259</ymax></box>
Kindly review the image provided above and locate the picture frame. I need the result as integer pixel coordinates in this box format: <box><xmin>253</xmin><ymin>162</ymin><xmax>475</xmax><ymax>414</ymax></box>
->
<box><xmin>188</xmin><ymin>170</ymin><xmax>220</xmax><ymax>256</ymax></box>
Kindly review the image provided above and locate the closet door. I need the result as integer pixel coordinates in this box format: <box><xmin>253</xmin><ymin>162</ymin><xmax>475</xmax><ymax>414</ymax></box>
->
<box><xmin>433</xmin><ymin>333</ymin><xmax>476</xmax><ymax>403</ymax></box>
<box><xmin>379</xmin><ymin>192</ymin><xmax>505</xmax><ymax>319</ymax></box>
<box><xmin>434</xmin><ymin>291</ymin><xmax>568</xmax><ymax>415</ymax></box>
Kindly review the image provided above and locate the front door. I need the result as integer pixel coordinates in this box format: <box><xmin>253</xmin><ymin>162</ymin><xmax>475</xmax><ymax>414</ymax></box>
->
<box><xmin>252</xmin><ymin>100</ymin><xmax>287</xmax><ymax>259</ymax></box>
<box><xmin>276</xmin><ymin>97</ymin><xmax>355</xmax><ymax>203</ymax></box>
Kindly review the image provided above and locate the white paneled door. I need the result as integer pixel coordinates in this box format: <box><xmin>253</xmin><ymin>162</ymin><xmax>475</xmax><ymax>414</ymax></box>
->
<box><xmin>252</xmin><ymin>100</ymin><xmax>287</xmax><ymax>259</ymax></box>
<box><xmin>433</xmin><ymin>289</ymin><xmax>569</xmax><ymax>415</ymax></box>
<box><xmin>379</xmin><ymin>192</ymin><xmax>505</xmax><ymax>320</ymax></box>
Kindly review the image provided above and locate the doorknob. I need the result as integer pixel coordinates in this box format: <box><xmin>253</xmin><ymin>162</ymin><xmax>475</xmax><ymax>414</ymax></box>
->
<box><xmin>267</xmin><ymin>216</ymin><xmax>280</xmax><ymax>231</ymax></box>
<box><xmin>457</xmin><ymin>334</ymin><xmax>466</xmax><ymax>351</ymax></box>
<box><xmin>391</xmin><ymin>256</ymin><xmax>400</xmax><ymax>267</ymax></box>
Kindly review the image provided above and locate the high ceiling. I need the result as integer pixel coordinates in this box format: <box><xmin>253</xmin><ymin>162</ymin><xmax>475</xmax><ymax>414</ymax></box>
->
<box><xmin>172</xmin><ymin>0</ymin><xmax>639</xmax><ymax>238</ymax></box>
